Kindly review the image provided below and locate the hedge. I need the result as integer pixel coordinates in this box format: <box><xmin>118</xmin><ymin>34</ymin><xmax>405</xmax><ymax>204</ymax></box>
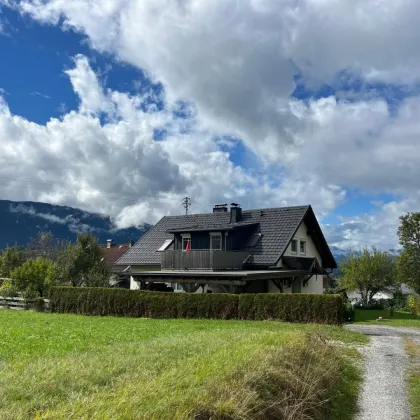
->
<box><xmin>49</xmin><ymin>287</ymin><xmax>238</xmax><ymax>319</ymax></box>
<box><xmin>49</xmin><ymin>287</ymin><xmax>343</xmax><ymax>325</ymax></box>
<box><xmin>238</xmin><ymin>294</ymin><xmax>343</xmax><ymax>325</ymax></box>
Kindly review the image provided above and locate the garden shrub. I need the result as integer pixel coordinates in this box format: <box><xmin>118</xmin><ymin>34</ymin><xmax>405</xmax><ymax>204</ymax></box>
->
<box><xmin>343</xmin><ymin>301</ymin><xmax>355</xmax><ymax>322</ymax></box>
<box><xmin>0</xmin><ymin>279</ymin><xmax>17</xmax><ymax>298</ymax></box>
<box><xmin>239</xmin><ymin>293</ymin><xmax>342</xmax><ymax>325</ymax></box>
<box><xmin>50</xmin><ymin>287</ymin><xmax>343</xmax><ymax>324</ymax></box>
<box><xmin>354</xmin><ymin>299</ymin><xmax>387</xmax><ymax>310</ymax></box>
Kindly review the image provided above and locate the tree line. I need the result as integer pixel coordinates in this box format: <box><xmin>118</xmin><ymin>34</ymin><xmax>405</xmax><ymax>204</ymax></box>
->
<box><xmin>0</xmin><ymin>232</ymin><xmax>110</xmax><ymax>299</ymax></box>
<box><xmin>338</xmin><ymin>212</ymin><xmax>420</xmax><ymax>305</ymax></box>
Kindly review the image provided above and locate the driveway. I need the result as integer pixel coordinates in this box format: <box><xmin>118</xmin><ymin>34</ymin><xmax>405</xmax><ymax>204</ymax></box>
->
<box><xmin>346</xmin><ymin>324</ymin><xmax>420</xmax><ymax>420</ymax></box>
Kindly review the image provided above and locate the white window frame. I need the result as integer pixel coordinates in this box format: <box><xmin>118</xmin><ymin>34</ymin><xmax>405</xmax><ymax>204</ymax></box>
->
<box><xmin>291</xmin><ymin>239</ymin><xmax>298</xmax><ymax>254</ymax></box>
<box><xmin>181</xmin><ymin>233</ymin><xmax>191</xmax><ymax>251</ymax></box>
<box><xmin>157</xmin><ymin>239</ymin><xmax>173</xmax><ymax>252</ymax></box>
<box><xmin>300</xmin><ymin>239</ymin><xmax>306</xmax><ymax>255</ymax></box>
<box><xmin>209</xmin><ymin>232</ymin><xmax>222</xmax><ymax>250</ymax></box>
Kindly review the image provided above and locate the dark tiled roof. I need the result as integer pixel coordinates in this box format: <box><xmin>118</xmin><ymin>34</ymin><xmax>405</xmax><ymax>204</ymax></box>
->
<box><xmin>167</xmin><ymin>221</ymin><xmax>258</xmax><ymax>233</ymax></box>
<box><xmin>100</xmin><ymin>244</ymin><xmax>130</xmax><ymax>269</ymax></box>
<box><xmin>116</xmin><ymin>205</ymin><xmax>312</xmax><ymax>267</ymax></box>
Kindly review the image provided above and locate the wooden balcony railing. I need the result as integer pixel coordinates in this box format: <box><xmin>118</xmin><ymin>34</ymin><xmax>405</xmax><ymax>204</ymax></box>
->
<box><xmin>161</xmin><ymin>250</ymin><xmax>247</xmax><ymax>271</ymax></box>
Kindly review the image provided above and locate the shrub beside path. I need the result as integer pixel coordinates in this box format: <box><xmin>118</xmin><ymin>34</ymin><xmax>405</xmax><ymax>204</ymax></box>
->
<box><xmin>346</xmin><ymin>324</ymin><xmax>420</xmax><ymax>420</ymax></box>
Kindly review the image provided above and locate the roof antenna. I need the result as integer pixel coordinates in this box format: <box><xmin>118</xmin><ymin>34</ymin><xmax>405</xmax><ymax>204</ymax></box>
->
<box><xmin>182</xmin><ymin>197</ymin><xmax>192</xmax><ymax>215</ymax></box>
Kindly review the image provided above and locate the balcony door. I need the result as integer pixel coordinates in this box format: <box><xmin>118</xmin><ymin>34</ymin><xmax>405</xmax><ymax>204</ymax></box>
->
<box><xmin>209</xmin><ymin>232</ymin><xmax>222</xmax><ymax>251</ymax></box>
<box><xmin>181</xmin><ymin>234</ymin><xmax>191</xmax><ymax>250</ymax></box>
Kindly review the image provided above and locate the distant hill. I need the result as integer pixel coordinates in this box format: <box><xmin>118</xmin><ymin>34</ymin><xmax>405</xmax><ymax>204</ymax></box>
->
<box><xmin>0</xmin><ymin>200</ymin><xmax>150</xmax><ymax>250</ymax></box>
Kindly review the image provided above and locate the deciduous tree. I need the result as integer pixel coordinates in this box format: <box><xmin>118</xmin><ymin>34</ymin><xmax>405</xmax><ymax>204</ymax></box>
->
<box><xmin>339</xmin><ymin>247</ymin><xmax>397</xmax><ymax>305</ymax></box>
<box><xmin>11</xmin><ymin>258</ymin><xmax>57</xmax><ymax>298</ymax></box>
<box><xmin>397</xmin><ymin>212</ymin><xmax>420</xmax><ymax>294</ymax></box>
<box><xmin>0</xmin><ymin>246</ymin><xmax>26</xmax><ymax>278</ymax></box>
<box><xmin>24</xmin><ymin>231</ymin><xmax>69</xmax><ymax>261</ymax></box>
<box><xmin>57</xmin><ymin>233</ymin><xmax>110</xmax><ymax>287</ymax></box>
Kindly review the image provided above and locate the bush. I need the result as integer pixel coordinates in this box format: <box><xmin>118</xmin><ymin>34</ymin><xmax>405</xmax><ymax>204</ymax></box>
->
<box><xmin>354</xmin><ymin>299</ymin><xmax>387</xmax><ymax>310</ymax></box>
<box><xmin>343</xmin><ymin>302</ymin><xmax>355</xmax><ymax>322</ymax></box>
<box><xmin>32</xmin><ymin>297</ymin><xmax>46</xmax><ymax>312</ymax></box>
<box><xmin>11</xmin><ymin>258</ymin><xmax>56</xmax><ymax>298</ymax></box>
<box><xmin>50</xmin><ymin>287</ymin><xmax>344</xmax><ymax>324</ymax></box>
<box><xmin>408</xmin><ymin>295</ymin><xmax>420</xmax><ymax>316</ymax></box>
<box><xmin>238</xmin><ymin>293</ymin><xmax>343</xmax><ymax>325</ymax></box>
<box><xmin>0</xmin><ymin>279</ymin><xmax>18</xmax><ymax>298</ymax></box>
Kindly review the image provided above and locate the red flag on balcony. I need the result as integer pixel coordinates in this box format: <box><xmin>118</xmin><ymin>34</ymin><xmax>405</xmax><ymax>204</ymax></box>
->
<box><xmin>185</xmin><ymin>239</ymin><xmax>191</xmax><ymax>251</ymax></box>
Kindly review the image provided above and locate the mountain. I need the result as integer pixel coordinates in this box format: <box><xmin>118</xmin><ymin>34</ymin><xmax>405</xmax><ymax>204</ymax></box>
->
<box><xmin>0</xmin><ymin>200</ymin><xmax>150</xmax><ymax>250</ymax></box>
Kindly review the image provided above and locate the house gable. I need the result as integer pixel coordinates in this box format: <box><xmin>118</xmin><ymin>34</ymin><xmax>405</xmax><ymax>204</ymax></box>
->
<box><xmin>116</xmin><ymin>204</ymin><xmax>336</xmax><ymax>270</ymax></box>
<box><xmin>283</xmin><ymin>221</ymin><xmax>322</xmax><ymax>265</ymax></box>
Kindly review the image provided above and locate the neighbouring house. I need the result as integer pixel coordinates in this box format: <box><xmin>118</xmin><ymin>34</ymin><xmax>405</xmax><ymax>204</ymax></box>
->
<box><xmin>347</xmin><ymin>283</ymin><xmax>416</xmax><ymax>304</ymax></box>
<box><xmin>100</xmin><ymin>239</ymin><xmax>133</xmax><ymax>288</ymax></box>
<box><xmin>115</xmin><ymin>204</ymin><xmax>337</xmax><ymax>294</ymax></box>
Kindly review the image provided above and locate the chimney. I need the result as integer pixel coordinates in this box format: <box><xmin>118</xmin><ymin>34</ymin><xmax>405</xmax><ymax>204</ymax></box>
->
<box><xmin>213</xmin><ymin>203</ymin><xmax>228</xmax><ymax>213</ymax></box>
<box><xmin>129</xmin><ymin>239</ymin><xmax>134</xmax><ymax>248</ymax></box>
<box><xmin>106</xmin><ymin>239</ymin><xmax>112</xmax><ymax>249</ymax></box>
<box><xmin>230</xmin><ymin>203</ymin><xmax>242</xmax><ymax>223</ymax></box>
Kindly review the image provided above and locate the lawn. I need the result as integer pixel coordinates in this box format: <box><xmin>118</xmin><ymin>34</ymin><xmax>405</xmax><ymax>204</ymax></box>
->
<box><xmin>355</xmin><ymin>309</ymin><xmax>420</xmax><ymax>327</ymax></box>
<box><xmin>405</xmin><ymin>339</ymin><xmax>420</xmax><ymax>419</ymax></box>
<box><xmin>0</xmin><ymin>310</ymin><xmax>366</xmax><ymax>420</ymax></box>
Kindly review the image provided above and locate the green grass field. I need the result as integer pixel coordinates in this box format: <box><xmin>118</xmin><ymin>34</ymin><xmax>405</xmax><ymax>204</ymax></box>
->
<box><xmin>355</xmin><ymin>309</ymin><xmax>420</xmax><ymax>327</ymax></box>
<box><xmin>0</xmin><ymin>310</ymin><xmax>366</xmax><ymax>420</ymax></box>
<box><xmin>405</xmin><ymin>339</ymin><xmax>420</xmax><ymax>419</ymax></box>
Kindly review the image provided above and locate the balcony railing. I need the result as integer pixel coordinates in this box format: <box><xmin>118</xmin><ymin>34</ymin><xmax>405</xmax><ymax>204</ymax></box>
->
<box><xmin>161</xmin><ymin>250</ymin><xmax>247</xmax><ymax>271</ymax></box>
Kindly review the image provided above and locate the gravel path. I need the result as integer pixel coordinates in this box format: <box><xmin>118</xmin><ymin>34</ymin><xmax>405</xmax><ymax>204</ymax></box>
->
<box><xmin>346</xmin><ymin>324</ymin><xmax>420</xmax><ymax>420</ymax></box>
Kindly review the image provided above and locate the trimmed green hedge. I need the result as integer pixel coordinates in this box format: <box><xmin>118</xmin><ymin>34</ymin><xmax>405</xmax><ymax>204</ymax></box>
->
<box><xmin>49</xmin><ymin>287</ymin><xmax>238</xmax><ymax>319</ymax></box>
<box><xmin>238</xmin><ymin>293</ymin><xmax>343</xmax><ymax>325</ymax></box>
<box><xmin>49</xmin><ymin>287</ymin><xmax>343</xmax><ymax>324</ymax></box>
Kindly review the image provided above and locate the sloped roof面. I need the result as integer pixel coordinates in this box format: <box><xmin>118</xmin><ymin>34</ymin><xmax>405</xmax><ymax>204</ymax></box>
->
<box><xmin>116</xmin><ymin>205</ymin><xmax>337</xmax><ymax>269</ymax></box>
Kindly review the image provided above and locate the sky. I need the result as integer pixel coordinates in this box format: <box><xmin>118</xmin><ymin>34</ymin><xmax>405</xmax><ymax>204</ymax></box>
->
<box><xmin>1</xmin><ymin>0</ymin><xmax>420</xmax><ymax>250</ymax></box>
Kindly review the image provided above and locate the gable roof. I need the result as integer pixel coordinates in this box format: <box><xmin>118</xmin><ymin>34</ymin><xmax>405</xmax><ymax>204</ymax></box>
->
<box><xmin>116</xmin><ymin>205</ymin><xmax>336</xmax><ymax>268</ymax></box>
<box><xmin>100</xmin><ymin>244</ymin><xmax>130</xmax><ymax>266</ymax></box>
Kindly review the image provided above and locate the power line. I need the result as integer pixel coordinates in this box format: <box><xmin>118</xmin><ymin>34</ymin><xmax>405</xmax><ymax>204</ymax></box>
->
<box><xmin>182</xmin><ymin>196</ymin><xmax>192</xmax><ymax>215</ymax></box>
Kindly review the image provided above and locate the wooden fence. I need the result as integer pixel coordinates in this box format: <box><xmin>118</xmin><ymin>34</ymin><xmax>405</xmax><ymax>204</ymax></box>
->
<box><xmin>0</xmin><ymin>296</ymin><xmax>50</xmax><ymax>311</ymax></box>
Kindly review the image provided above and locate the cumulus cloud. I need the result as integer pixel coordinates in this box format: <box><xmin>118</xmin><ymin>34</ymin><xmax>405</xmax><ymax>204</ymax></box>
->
<box><xmin>2</xmin><ymin>0</ymin><xmax>420</xmax><ymax>247</ymax></box>
<box><xmin>0</xmin><ymin>55</ymin><xmax>343</xmax><ymax>230</ymax></box>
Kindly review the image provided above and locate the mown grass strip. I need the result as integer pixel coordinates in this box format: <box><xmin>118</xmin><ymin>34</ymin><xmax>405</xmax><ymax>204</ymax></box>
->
<box><xmin>355</xmin><ymin>309</ymin><xmax>420</xmax><ymax>328</ymax></box>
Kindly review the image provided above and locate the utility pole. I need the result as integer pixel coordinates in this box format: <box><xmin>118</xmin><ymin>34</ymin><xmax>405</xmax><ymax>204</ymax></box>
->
<box><xmin>182</xmin><ymin>197</ymin><xmax>191</xmax><ymax>215</ymax></box>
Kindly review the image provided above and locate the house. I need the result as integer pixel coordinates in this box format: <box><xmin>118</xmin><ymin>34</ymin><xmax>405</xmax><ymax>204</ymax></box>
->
<box><xmin>116</xmin><ymin>204</ymin><xmax>337</xmax><ymax>294</ymax></box>
<box><xmin>100</xmin><ymin>239</ymin><xmax>133</xmax><ymax>287</ymax></box>
<box><xmin>347</xmin><ymin>283</ymin><xmax>416</xmax><ymax>304</ymax></box>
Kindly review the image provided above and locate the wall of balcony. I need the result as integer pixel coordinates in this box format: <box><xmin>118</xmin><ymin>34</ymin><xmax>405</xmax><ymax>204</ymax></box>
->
<box><xmin>161</xmin><ymin>250</ymin><xmax>247</xmax><ymax>270</ymax></box>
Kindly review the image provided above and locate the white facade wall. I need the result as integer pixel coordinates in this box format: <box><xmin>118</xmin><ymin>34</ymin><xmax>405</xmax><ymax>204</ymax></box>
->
<box><xmin>283</xmin><ymin>221</ymin><xmax>324</xmax><ymax>295</ymax></box>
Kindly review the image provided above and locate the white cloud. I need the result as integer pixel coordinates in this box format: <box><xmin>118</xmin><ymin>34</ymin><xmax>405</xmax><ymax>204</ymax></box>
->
<box><xmin>30</xmin><ymin>91</ymin><xmax>51</xmax><ymax>99</ymax></box>
<box><xmin>0</xmin><ymin>55</ymin><xmax>342</xmax><ymax>230</ymax></box>
<box><xmin>3</xmin><ymin>0</ymin><xmax>420</xmax><ymax>247</ymax></box>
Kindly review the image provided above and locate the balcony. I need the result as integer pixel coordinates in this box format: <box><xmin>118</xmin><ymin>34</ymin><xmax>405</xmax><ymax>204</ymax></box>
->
<box><xmin>161</xmin><ymin>250</ymin><xmax>247</xmax><ymax>271</ymax></box>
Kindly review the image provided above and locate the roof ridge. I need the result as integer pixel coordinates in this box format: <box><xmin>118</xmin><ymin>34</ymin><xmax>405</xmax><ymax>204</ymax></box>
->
<box><xmin>159</xmin><ymin>205</ymin><xmax>311</xmax><ymax>219</ymax></box>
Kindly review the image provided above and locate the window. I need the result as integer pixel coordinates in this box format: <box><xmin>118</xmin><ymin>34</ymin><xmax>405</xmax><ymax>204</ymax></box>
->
<box><xmin>300</xmin><ymin>240</ymin><xmax>306</xmax><ymax>255</ymax></box>
<box><xmin>181</xmin><ymin>234</ymin><xmax>191</xmax><ymax>250</ymax></box>
<box><xmin>291</xmin><ymin>239</ymin><xmax>297</xmax><ymax>253</ymax></box>
<box><xmin>246</xmin><ymin>233</ymin><xmax>262</xmax><ymax>247</ymax></box>
<box><xmin>158</xmin><ymin>239</ymin><xmax>173</xmax><ymax>251</ymax></box>
<box><xmin>210</xmin><ymin>232</ymin><xmax>222</xmax><ymax>250</ymax></box>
